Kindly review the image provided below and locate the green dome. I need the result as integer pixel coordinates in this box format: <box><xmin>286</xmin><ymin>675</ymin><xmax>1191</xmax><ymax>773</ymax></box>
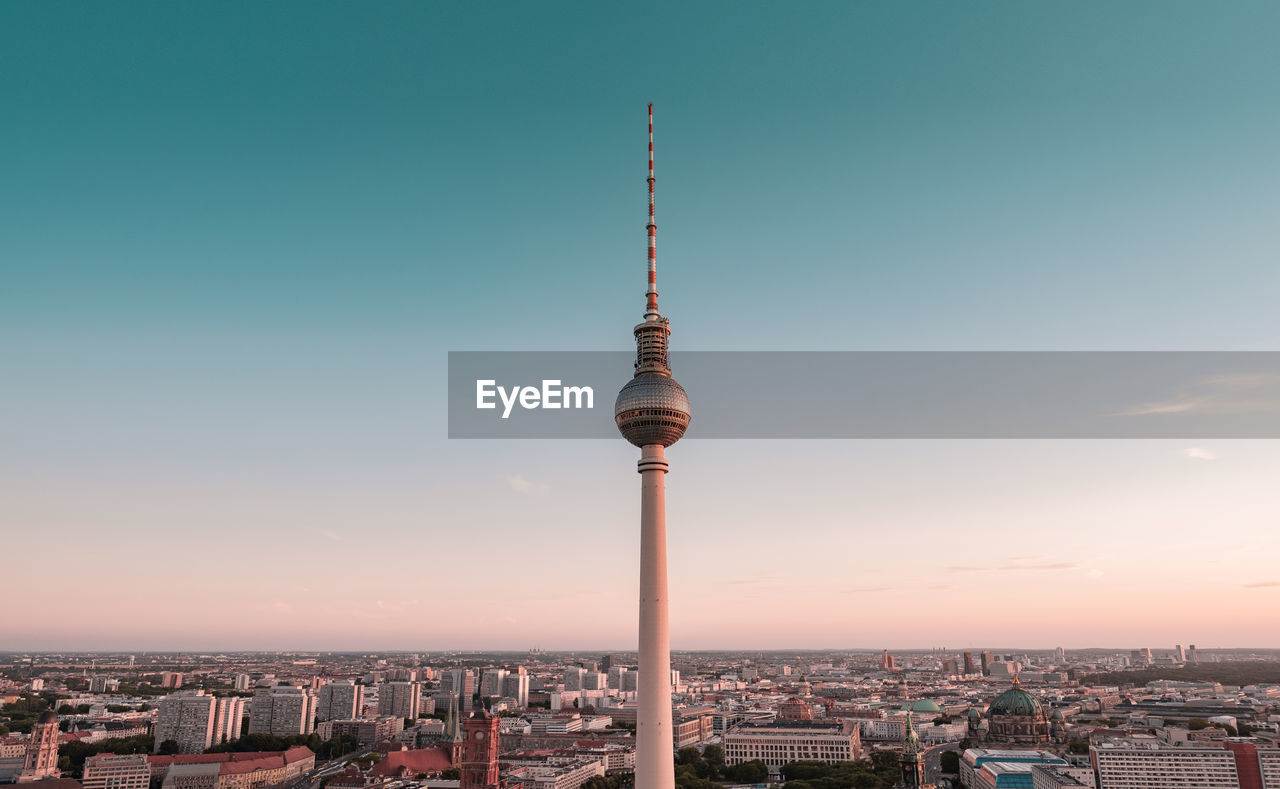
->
<box><xmin>1050</xmin><ymin>708</ymin><xmax>1064</xmax><ymax>720</ymax></box>
<box><xmin>967</xmin><ymin>708</ymin><xmax>982</xmax><ymax>719</ymax></box>
<box><xmin>901</xmin><ymin>699</ymin><xmax>942</xmax><ymax>714</ymax></box>
<box><xmin>989</xmin><ymin>683</ymin><xmax>1043</xmax><ymax>717</ymax></box>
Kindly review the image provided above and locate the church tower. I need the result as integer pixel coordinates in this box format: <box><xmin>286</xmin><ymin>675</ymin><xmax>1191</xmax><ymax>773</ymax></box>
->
<box><xmin>898</xmin><ymin>713</ymin><xmax>924</xmax><ymax>789</ymax></box>
<box><xmin>19</xmin><ymin>709</ymin><xmax>61</xmax><ymax>782</ymax></box>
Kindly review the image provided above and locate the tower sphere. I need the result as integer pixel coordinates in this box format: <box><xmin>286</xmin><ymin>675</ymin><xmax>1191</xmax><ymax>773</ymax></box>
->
<box><xmin>614</xmin><ymin>372</ymin><xmax>691</xmax><ymax>447</ymax></box>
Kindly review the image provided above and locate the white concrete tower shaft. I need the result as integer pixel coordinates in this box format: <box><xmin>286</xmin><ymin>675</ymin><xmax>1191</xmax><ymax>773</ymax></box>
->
<box><xmin>636</xmin><ymin>443</ymin><xmax>674</xmax><ymax>789</ymax></box>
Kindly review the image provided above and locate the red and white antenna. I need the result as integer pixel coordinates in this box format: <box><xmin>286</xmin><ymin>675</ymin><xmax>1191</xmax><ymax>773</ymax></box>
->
<box><xmin>645</xmin><ymin>103</ymin><xmax>660</xmax><ymax>321</ymax></box>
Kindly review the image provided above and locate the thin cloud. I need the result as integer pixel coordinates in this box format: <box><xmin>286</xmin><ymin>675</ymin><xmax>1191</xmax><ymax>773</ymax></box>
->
<box><xmin>948</xmin><ymin>559</ymin><xmax>1079</xmax><ymax>573</ymax></box>
<box><xmin>506</xmin><ymin>474</ymin><xmax>550</xmax><ymax>496</ymax></box>
<box><xmin>1184</xmin><ymin>447</ymin><xmax>1217</xmax><ymax>461</ymax></box>
<box><xmin>725</xmin><ymin>574</ymin><xmax>780</xmax><ymax>586</ymax></box>
<box><xmin>1115</xmin><ymin>372</ymin><xmax>1280</xmax><ymax>417</ymax></box>
<box><xmin>1243</xmin><ymin>581</ymin><xmax>1280</xmax><ymax>589</ymax></box>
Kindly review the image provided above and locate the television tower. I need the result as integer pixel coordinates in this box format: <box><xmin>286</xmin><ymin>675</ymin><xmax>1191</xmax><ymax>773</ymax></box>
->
<box><xmin>614</xmin><ymin>104</ymin><xmax>691</xmax><ymax>789</ymax></box>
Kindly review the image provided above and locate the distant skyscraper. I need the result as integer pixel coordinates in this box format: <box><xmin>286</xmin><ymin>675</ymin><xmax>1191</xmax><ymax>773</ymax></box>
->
<box><xmin>154</xmin><ymin>692</ymin><xmax>215</xmax><ymax>754</ymax></box>
<box><xmin>1175</xmin><ymin>644</ymin><xmax>1187</xmax><ymax>662</ymax></box>
<box><xmin>1188</xmin><ymin>644</ymin><xmax>1200</xmax><ymax>663</ymax></box>
<box><xmin>161</xmin><ymin>672</ymin><xmax>184</xmax><ymax>689</ymax></box>
<box><xmin>234</xmin><ymin>673</ymin><xmax>252</xmax><ymax>691</ymax></box>
<box><xmin>614</xmin><ymin>104</ymin><xmax>691</xmax><ymax>789</ymax></box>
<box><xmin>980</xmin><ymin>650</ymin><xmax>993</xmax><ymax>676</ymax></box>
<box><xmin>963</xmin><ymin>652</ymin><xmax>976</xmax><ymax>675</ymax></box>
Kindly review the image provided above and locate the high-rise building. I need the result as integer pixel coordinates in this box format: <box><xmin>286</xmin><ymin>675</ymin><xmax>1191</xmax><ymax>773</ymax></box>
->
<box><xmin>154</xmin><ymin>692</ymin><xmax>216</xmax><ymax>754</ymax></box>
<box><xmin>161</xmin><ymin>672</ymin><xmax>184</xmax><ymax>689</ymax></box>
<box><xmin>582</xmin><ymin>672</ymin><xmax>607</xmax><ymax>691</ymax></box>
<box><xmin>234</xmin><ymin>674</ymin><xmax>252</xmax><ymax>692</ymax></box>
<box><xmin>563</xmin><ymin>667</ymin><xmax>586</xmax><ymax>691</ymax></box>
<box><xmin>443</xmin><ymin>670</ymin><xmax>476</xmax><ymax>713</ymax></box>
<box><xmin>17</xmin><ymin>710</ymin><xmax>60</xmax><ymax>781</ymax></box>
<box><xmin>479</xmin><ymin>669</ymin><xmax>506</xmax><ymax>699</ymax></box>
<box><xmin>317</xmin><ymin>681</ymin><xmax>364</xmax><ymax>722</ymax></box>
<box><xmin>607</xmin><ymin>667</ymin><xmax>629</xmax><ymax>690</ymax></box>
<box><xmin>1055</xmin><ymin>646</ymin><xmax>1066</xmax><ymax>663</ymax></box>
<box><xmin>501</xmin><ymin>674</ymin><xmax>529</xmax><ymax>707</ymax></box>
<box><xmin>248</xmin><ymin>686</ymin><xmax>316</xmax><ymax>737</ymax></box>
<box><xmin>212</xmin><ymin>696</ymin><xmax>245</xmax><ymax>745</ymax></box>
<box><xmin>613</xmin><ymin>104</ymin><xmax>692</xmax><ymax>789</ymax></box>
<box><xmin>1189</xmin><ymin>644</ymin><xmax>1200</xmax><ymax>664</ymax></box>
<box><xmin>378</xmin><ymin>682</ymin><xmax>421</xmax><ymax>721</ymax></box>
<box><xmin>1175</xmin><ymin>644</ymin><xmax>1187</xmax><ymax>663</ymax></box>
<box><xmin>963</xmin><ymin>652</ymin><xmax>977</xmax><ymax>676</ymax></box>
<box><xmin>82</xmin><ymin>754</ymin><xmax>150</xmax><ymax>789</ymax></box>
<box><xmin>981</xmin><ymin>650</ymin><xmax>993</xmax><ymax>676</ymax></box>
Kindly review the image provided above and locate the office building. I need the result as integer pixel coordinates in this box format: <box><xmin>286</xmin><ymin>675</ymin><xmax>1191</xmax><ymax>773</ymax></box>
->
<box><xmin>83</xmin><ymin>754</ymin><xmax>151</xmax><ymax>789</ymax></box>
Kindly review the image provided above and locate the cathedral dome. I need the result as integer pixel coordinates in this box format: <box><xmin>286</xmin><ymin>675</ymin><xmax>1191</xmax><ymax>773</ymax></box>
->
<box><xmin>989</xmin><ymin>685</ymin><xmax>1043</xmax><ymax>717</ymax></box>
<box><xmin>1049</xmin><ymin>708</ymin><xmax>1064</xmax><ymax>720</ymax></box>
<box><xmin>901</xmin><ymin>699</ymin><xmax>942</xmax><ymax>714</ymax></box>
<box><xmin>967</xmin><ymin>708</ymin><xmax>982</xmax><ymax>719</ymax></box>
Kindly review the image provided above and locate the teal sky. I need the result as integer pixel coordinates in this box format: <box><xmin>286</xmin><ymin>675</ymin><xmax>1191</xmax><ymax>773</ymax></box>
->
<box><xmin>4</xmin><ymin>2</ymin><xmax>1280</xmax><ymax>650</ymax></box>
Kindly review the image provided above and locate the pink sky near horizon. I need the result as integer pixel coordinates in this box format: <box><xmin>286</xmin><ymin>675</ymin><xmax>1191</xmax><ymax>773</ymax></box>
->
<box><xmin>6</xmin><ymin>439</ymin><xmax>1279</xmax><ymax>652</ymax></box>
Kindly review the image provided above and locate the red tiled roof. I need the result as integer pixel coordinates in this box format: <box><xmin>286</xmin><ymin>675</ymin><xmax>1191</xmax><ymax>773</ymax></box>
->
<box><xmin>369</xmin><ymin>747</ymin><xmax>453</xmax><ymax>777</ymax></box>
<box><xmin>149</xmin><ymin>747</ymin><xmax>315</xmax><ymax>772</ymax></box>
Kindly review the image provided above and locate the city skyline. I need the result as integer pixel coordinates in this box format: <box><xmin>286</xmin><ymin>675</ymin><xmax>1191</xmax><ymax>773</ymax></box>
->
<box><xmin>5</xmin><ymin>1</ymin><xmax>1280</xmax><ymax>650</ymax></box>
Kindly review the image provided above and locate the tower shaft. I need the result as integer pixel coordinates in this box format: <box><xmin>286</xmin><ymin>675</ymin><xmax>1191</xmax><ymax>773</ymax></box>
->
<box><xmin>636</xmin><ymin>444</ymin><xmax>674</xmax><ymax>789</ymax></box>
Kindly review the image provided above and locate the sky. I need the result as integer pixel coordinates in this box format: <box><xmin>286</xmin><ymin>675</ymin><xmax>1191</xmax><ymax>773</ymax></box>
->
<box><xmin>3</xmin><ymin>1</ymin><xmax>1280</xmax><ymax>651</ymax></box>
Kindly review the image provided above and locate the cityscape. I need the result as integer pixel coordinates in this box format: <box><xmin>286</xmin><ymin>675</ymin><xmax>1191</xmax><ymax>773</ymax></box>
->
<box><xmin>3</xmin><ymin>648</ymin><xmax>1280</xmax><ymax>789</ymax></box>
<box><xmin>6</xmin><ymin>3</ymin><xmax>1280</xmax><ymax>789</ymax></box>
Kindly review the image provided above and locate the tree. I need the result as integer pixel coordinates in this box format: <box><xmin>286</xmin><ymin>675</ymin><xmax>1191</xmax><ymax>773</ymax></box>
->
<box><xmin>158</xmin><ymin>740</ymin><xmax>181</xmax><ymax>755</ymax></box>
<box><xmin>939</xmin><ymin>750</ymin><xmax>960</xmax><ymax>774</ymax></box>
<box><xmin>723</xmin><ymin>759</ymin><xmax>767</xmax><ymax>784</ymax></box>
<box><xmin>440</xmin><ymin>768</ymin><xmax>460</xmax><ymax>780</ymax></box>
<box><xmin>1068</xmin><ymin>738</ymin><xmax>1090</xmax><ymax>754</ymax></box>
<box><xmin>1187</xmin><ymin>718</ymin><xmax>1210</xmax><ymax>731</ymax></box>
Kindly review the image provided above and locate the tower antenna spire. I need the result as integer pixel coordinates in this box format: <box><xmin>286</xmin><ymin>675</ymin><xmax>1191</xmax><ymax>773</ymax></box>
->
<box><xmin>645</xmin><ymin>103</ymin><xmax>660</xmax><ymax>321</ymax></box>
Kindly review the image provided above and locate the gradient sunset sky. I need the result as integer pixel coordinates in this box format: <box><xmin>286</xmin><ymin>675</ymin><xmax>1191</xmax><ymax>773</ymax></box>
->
<box><xmin>4</xmin><ymin>1</ymin><xmax>1280</xmax><ymax>651</ymax></box>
